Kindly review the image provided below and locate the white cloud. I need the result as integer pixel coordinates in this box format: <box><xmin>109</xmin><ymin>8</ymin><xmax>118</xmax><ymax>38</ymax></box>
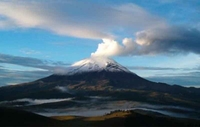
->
<box><xmin>0</xmin><ymin>1</ymin><xmax>165</xmax><ymax>39</ymax></box>
<box><xmin>0</xmin><ymin>98</ymin><xmax>73</xmax><ymax>106</ymax></box>
<box><xmin>20</xmin><ymin>48</ymin><xmax>41</xmax><ymax>55</ymax></box>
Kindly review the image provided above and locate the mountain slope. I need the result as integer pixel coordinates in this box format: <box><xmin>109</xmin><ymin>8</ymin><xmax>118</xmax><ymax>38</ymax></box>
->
<box><xmin>0</xmin><ymin>57</ymin><xmax>200</xmax><ymax>109</ymax></box>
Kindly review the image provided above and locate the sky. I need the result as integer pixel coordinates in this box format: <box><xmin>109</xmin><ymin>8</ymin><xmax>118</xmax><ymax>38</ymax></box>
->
<box><xmin>0</xmin><ymin>0</ymin><xmax>200</xmax><ymax>87</ymax></box>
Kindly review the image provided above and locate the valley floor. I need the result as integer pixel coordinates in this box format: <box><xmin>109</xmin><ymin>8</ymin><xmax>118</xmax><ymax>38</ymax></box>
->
<box><xmin>1</xmin><ymin>107</ymin><xmax>200</xmax><ymax>127</ymax></box>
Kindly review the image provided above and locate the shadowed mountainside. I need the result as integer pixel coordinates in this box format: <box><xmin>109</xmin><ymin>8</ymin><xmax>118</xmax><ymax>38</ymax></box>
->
<box><xmin>0</xmin><ymin>107</ymin><xmax>60</xmax><ymax>127</ymax></box>
<box><xmin>0</xmin><ymin>71</ymin><xmax>200</xmax><ymax>109</ymax></box>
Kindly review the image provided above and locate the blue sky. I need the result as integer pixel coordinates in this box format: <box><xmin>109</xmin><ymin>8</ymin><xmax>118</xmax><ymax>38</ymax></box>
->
<box><xmin>0</xmin><ymin>0</ymin><xmax>200</xmax><ymax>87</ymax></box>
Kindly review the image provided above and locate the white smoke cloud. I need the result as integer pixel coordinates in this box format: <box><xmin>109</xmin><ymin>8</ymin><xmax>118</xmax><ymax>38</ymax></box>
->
<box><xmin>91</xmin><ymin>39</ymin><xmax>123</xmax><ymax>57</ymax></box>
<box><xmin>92</xmin><ymin>26</ymin><xmax>200</xmax><ymax>57</ymax></box>
<box><xmin>91</xmin><ymin>38</ymin><xmax>140</xmax><ymax>57</ymax></box>
<box><xmin>52</xmin><ymin>66</ymin><xmax>69</xmax><ymax>75</ymax></box>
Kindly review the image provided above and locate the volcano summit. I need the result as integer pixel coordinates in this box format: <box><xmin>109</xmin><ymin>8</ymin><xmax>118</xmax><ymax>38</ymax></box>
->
<box><xmin>65</xmin><ymin>57</ymin><xmax>132</xmax><ymax>75</ymax></box>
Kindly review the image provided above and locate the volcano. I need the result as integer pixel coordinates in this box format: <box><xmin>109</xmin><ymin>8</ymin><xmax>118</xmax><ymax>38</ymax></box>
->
<box><xmin>42</xmin><ymin>57</ymin><xmax>154</xmax><ymax>90</ymax></box>
<box><xmin>0</xmin><ymin>57</ymin><xmax>200</xmax><ymax>109</ymax></box>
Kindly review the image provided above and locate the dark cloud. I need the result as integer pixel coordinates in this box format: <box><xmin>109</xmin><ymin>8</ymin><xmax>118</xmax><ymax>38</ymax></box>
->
<box><xmin>0</xmin><ymin>53</ymin><xmax>70</xmax><ymax>70</ymax></box>
<box><xmin>0</xmin><ymin>53</ymin><xmax>44</xmax><ymax>67</ymax></box>
<box><xmin>0</xmin><ymin>53</ymin><xmax>71</xmax><ymax>86</ymax></box>
<box><xmin>135</xmin><ymin>26</ymin><xmax>200</xmax><ymax>55</ymax></box>
<box><xmin>93</xmin><ymin>26</ymin><xmax>200</xmax><ymax>57</ymax></box>
<box><xmin>0</xmin><ymin>68</ymin><xmax>51</xmax><ymax>86</ymax></box>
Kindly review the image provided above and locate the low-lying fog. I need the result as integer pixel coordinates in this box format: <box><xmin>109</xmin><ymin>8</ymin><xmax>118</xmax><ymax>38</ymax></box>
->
<box><xmin>0</xmin><ymin>96</ymin><xmax>199</xmax><ymax>119</ymax></box>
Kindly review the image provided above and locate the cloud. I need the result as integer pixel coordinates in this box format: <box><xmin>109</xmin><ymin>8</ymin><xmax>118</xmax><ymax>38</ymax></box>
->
<box><xmin>126</xmin><ymin>66</ymin><xmax>184</xmax><ymax>71</ymax></box>
<box><xmin>0</xmin><ymin>53</ymin><xmax>71</xmax><ymax>86</ymax></box>
<box><xmin>55</xmin><ymin>86</ymin><xmax>74</xmax><ymax>94</ymax></box>
<box><xmin>0</xmin><ymin>1</ymin><xmax>164</xmax><ymax>39</ymax></box>
<box><xmin>55</xmin><ymin>86</ymin><xmax>69</xmax><ymax>93</ymax></box>
<box><xmin>91</xmin><ymin>39</ymin><xmax>123</xmax><ymax>57</ymax></box>
<box><xmin>135</xmin><ymin>26</ymin><xmax>200</xmax><ymax>55</ymax></box>
<box><xmin>20</xmin><ymin>48</ymin><xmax>41</xmax><ymax>55</ymax></box>
<box><xmin>92</xmin><ymin>26</ymin><xmax>200</xmax><ymax>57</ymax></box>
<box><xmin>0</xmin><ymin>53</ymin><xmax>46</xmax><ymax>68</ymax></box>
<box><xmin>0</xmin><ymin>53</ymin><xmax>70</xmax><ymax>71</ymax></box>
<box><xmin>91</xmin><ymin>38</ymin><xmax>137</xmax><ymax>57</ymax></box>
<box><xmin>147</xmin><ymin>73</ymin><xmax>200</xmax><ymax>87</ymax></box>
<box><xmin>2</xmin><ymin>0</ymin><xmax>196</xmax><ymax>57</ymax></box>
<box><xmin>0</xmin><ymin>98</ymin><xmax>73</xmax><ymax>106</ymax></box>
<box><xmin>0</xmin><ymin>68</ymin><xmax>50</xmax><ymax>86</ymax></box>
<box><xmin>0</xmin><ymin>1</ymin><xmax>199</xmax><ymax>57</ymax></box>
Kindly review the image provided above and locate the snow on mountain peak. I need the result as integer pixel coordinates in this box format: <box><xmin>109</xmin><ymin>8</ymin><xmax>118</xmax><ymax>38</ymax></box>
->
<box><xmin>65</xmin><ymin>57</ymin><xmax>133</xmax><ymax>75</ymax></box>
